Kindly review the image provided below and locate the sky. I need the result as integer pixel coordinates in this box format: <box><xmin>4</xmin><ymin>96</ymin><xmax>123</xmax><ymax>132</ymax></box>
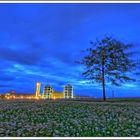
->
<box><xmin>0</xmin><ymin>3</ymin><xmax>140</xmax><ymax>98</ymax></box>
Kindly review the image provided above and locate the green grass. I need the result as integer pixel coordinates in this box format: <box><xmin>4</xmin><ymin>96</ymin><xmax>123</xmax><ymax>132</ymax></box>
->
<box><xmin>0</xmin><ymin>99</ymin><xmax>140</xmax><ymax>137</ymax></box>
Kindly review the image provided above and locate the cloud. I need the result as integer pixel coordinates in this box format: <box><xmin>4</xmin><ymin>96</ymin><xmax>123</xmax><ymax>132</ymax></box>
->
<box><xmin>0</xmin><ymin>84</ymin><xmax>11</xmax><ymax>88</ymax></box>
<box><xmin>122</xmin><ymin>83</ymin><xmax>139</xmax><ymax>89</ymax></box>
<box><xmin>0</xmin><ymin>73</ymin><xmax>15</xmax><ymax>81</ymax></box>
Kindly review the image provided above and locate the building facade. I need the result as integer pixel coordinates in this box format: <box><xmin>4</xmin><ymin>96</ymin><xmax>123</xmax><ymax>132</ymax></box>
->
<box><xmin>2</xmin><ymin>83</ymin><xmax>74</xmax><ymax>100</ymax></box>
<box><xmin>64</xmin><ymin>84</ymin><xmax>73</xmax><ymax>98</ymax></box>
<box><xmin>35</xmin><ymin>82</ymin><xmax>41</xmax><ymax>98</ymax></box>
<box><xmin>41</xmin><ymin>84</ymin><xmax>73</xmax><ymax>99</ymax></box>
<box><xmin>43</xmin><ymin>85</ymin><xmax>54</xmax><ymax>99</ymax></box>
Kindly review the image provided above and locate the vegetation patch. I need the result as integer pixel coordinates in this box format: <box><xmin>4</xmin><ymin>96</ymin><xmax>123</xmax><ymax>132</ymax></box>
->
<box><xmin>0</xmin><ymin>99</ymin><xmax>140</xmax><ymax>137</ymax></box>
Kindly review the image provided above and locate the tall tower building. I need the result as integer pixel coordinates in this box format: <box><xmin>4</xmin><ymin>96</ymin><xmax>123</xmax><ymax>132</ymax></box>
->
<box><xmin>64</xmin><ymin>84</ymin><xmax>73</xmax><ymax>99</ymax></box>
<box><xmin>35</xmin><ymin>82</ymin><xmax>41</xmax><ymax>98</ymax></box>
<box><xmin>44</xmin><ymin>84</ymin><xmax>54</xmax><ymax>99</ymax></box>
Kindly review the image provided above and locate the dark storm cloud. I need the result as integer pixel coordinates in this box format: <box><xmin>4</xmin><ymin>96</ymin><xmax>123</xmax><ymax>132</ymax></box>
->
<box><xmin>0</xmin><ymin>47</ymin><xmax>40</xmax><ymax>65</ymax></box>
<box><xmin>0</xmin><ymin>4</ymin><xmax>103</xmax><ymax>66</ymax></box>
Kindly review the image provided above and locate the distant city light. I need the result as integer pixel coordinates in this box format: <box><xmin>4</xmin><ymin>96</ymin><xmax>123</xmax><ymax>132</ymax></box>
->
<box><xmin>1</xmin><ymin>82</ymin><xmax>74</xmax><ymax>100</ymax></box>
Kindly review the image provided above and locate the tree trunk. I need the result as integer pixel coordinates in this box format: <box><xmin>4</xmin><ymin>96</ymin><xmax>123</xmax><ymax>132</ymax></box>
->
<box><xmin>102</xmin><ymin>75</ymin><xmax>106</xmax><ymax>101</ymax></box>
<box><xmin>102</xmin><ymin>51</ymin><xmax>106</xmax><ymax>101</ymax></box>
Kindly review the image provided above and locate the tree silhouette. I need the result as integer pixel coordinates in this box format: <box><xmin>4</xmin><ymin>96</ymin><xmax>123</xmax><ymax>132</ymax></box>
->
<box><xmin>78</xmin><ymin>36</ymin><xmax>139</xmax><ymax>101</ymax></box>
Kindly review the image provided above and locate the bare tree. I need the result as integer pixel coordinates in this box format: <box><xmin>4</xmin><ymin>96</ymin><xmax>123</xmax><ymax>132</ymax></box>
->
<box><xmin>78</xmin><ymin>36</ymin><xmax>139</xmax><ymax>101</ymax></box>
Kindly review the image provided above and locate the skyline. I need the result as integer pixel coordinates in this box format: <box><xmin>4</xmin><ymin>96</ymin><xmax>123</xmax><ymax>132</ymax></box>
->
<box><xmin>0</xmin><ymin>3</ymin><xmax>140</xmax><ymax>98</ymax></box>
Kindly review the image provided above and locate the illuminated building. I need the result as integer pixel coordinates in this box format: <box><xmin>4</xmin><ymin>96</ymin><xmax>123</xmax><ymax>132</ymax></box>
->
<box><xmin>43</xmin><ymin>85</ymin><xmax>54</xmax><ymax>99</ymax></box>
<box><xmin>35</xmin><ymin>82</ymin><xmax>41</xmax><ymax>98</ymax></box>
<box><xmin>42</xmin><ymin>84</ymin><xmax>73</xmax><ymax>99</ymax></box>
<box><xmin>51</xmin><ymin>91</ymin><xmax>64</xmax><ymax>99</ymax></box>
<box><xmin>64</xmin><ymin>84</ymin><xmax>73</xmax><ymax>98</ymax></box>
<box><xmin>1</xmin><ymin>82</ymin><xmax>74</xmax><ymax>100</ymax></box>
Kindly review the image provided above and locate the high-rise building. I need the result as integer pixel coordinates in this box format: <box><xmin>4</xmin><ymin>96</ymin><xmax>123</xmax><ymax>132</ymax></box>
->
<box><xmin>35</xmin><ymin>82</ymin><xmax>41</xmax><ymax>98</ymax></box>
<box><xmin>3</xmin><ymin>82</ymin><xmax>74</xmax><ymax>100</ymax></box>
<box><xmin>64</xmin><ymin>84</ymin><xmax>73</xmax><ymax>99</ymax></box>
<box><xmin>35</xmin><ymin>83</ymin><xmax>73</xmax><ymax>99</ymax></box>
<box><xmin>43</xmin><ymin>84</ymin><xmax>54</xmax><ymax>99</ymax></box>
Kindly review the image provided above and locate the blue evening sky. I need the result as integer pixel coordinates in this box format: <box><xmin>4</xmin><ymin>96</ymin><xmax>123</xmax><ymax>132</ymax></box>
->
<box><xmin>0</xmin><ymin>3</ymin><xmax>140</xmax><ymax>98</ymax></box>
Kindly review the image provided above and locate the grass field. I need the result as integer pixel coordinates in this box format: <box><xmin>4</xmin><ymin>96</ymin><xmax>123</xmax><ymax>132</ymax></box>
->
<box><xmin>0</xmin><ymin>99</ymin><xmax>140</xmax><ymax>137</ymax></box>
